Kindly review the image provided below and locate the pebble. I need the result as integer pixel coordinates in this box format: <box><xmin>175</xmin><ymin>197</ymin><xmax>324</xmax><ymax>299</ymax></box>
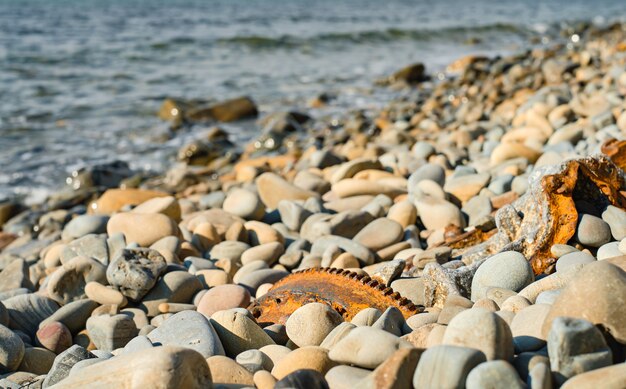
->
<box><xmin>444</xmin><ymin>173</ymin><xmax>490</xmax><ymax>203</ymax></box>
<box><xmin>310</xmin><ymin>235</ymin><xmax>374</xmax><ymax>265</ymax></box>
<box><xmin>241</xmin><ymin>241</ymin><xmax>285</xmax><ymax>266</ymax></box>
<box><xmin>550</xmin><ymin>244</ymin><xmax>578</xmax><ymax>258</ymax></box>
<box><xmin>276</xmin><ymin>368</ymin><xmax>330</xmax><ymax>389</ymax></box>
<box><xmin>555</xmin><ymin>251</ymin><xmax>596</xmax><ymax>272</ymax></box>
<box><xmin>542</xmin><ymin>261</ymin><xmax>626</xmax><ymax>344</ymax></box>
<box><xmin>61</xmin><ymin>215</ymin><xmax>109</xmax><ymax>241</ymax></box>
<box><xmin>547</xmin><ymin>317</ymin><xmax>613</xmax><ymax>385</ymax></box>
<box><xmin>254</xmin><ymin>370</ymin><xmax>278</xmax><ymax>389</ymax></box>
<box><xmin>256</xmin><ymin>172</ymin><xmax>319</xmax><ymax>209</ymax></box>
<box><xmin>36</xmin><ymin>321</ymin><xmax>72</xmax><ymax>354</ymax></box>
<box><xmin>601</xmin><ymin>205</ymin><xmax>626</xmax><ymax>240</ymax></box>
<box><xmin>0</xmin><ymin>258</ymin><xmax>33</xmax><ymax>293</ymax></box>
<box><xmin>415</xmin><ymin>196</ymin><xmax>465</xmax><ymax>230</ymax></box>
<box><xmin>272</xmin><ymin>346</ymin><xmax>336</xmax><ymax>380</ymax></box>
<box><xmin>106</xmin><ymin>248</ymin><xmax>166</xmax><ymax>302</ymax></box>
<box><xmin>325</xmin><ymin>365</ymin><xmax>370</xmax><ymax>389</ymax></box>
<box><xmin>47</xmin><ymin>256</ymin><xmax>107</xmax><ymax>305</ymax></box>
<box><xmin>278</xmin><ymin>200</ymin><xmax>311</xmax><ymax>231</ymax></box>
<box><xmin>236</xmin><ymin>349</ymin><xmax>273</xmax><ymax>373</ymax></box>
<box><xmin>372</xmin><ymin>307</ymin><xmax>408</xmax><ymax>336</ymax></box>
<box><xmin>510</xmin><ymin>304</ymin><xmax>551</xmax><ymax>352</ymax></box>
<box><xmin>139</xmin><ymin>271</ymin><xmax>203</xmax><ymax>317</ymax></box>
<box><xmin>18</xmin><ymin>347</ymin><xmax>56</xmax><ymax>375</ymax></box>
<box><xmin>197</xmin><ymin>284</ymin><xmax>251</xmax><ymax>318</ymax></box>
<box><xmin>223</xmin><ymin>188</ymin><xmax>265</xmax><ymax>220</ymax></box>
<box><xmin>470</xmin><ymin>251</ymin><xmax>534</xmax><ymax>301</ymax></box>
<box><xmin>286</xmin><ymin>303</ymin><xmax>343</xmax><ymax>347</ymax></box>
<box><xmin>107</xmin><ymin>212</ymin><xmax>178</xmax><ymax>247</ymax></box>
<box><xmin>466</xmin><ymin>360</ymin><xmax>526</xmax><ymax>389</ymax></box>
<box><xmin>210</xmin><ymin>310</ymin><xmax>275</xmax><ymax>357</ymax></box>
<box><xmin>146</xmin><ymin>310</ymin><xmax>224</xmax><ymax>358</ymax></box>
<box><xmin>45</xmin><ymin>346</ymin><xmax>211</xmax><ymax>389</ymax></box>
<box><xmin>122</xmin><ymin>335</ymin><xmax>153</xmax><ymax>354</ymax></box>
<box><xmin>207</xmin><ymin>355</ymin><xmax>254</xmax><ymax>386</ymax></box>
<box><xmin>596</xmin><ymin>241</ymin><xmax>622</xmax><ymax>260</ymax></box>
<box><xmin>575</xmin><ymin>214</ymin><xmax>612</xmax><ymax>247</ymax></box>
<box><xmin>319</xmin><ymin>322</ymin><xmax>356</xmax><ymax>350</ymax></box>
<box><xmin>386</xmin><ymin>201</ymin><xmax>417</xmax><ymax>228</ymax></box>
<box><xmin>442</xmin><ymin>308</ymin><xmax>514</xmax><ymax>361</ymax></box>
<box><xmin>60</xmin><ymin>234</ymin><xmax>110</xmax><ymax>265</ymax></box>
<box><xmin>86</xmin><ymin>314</ymin><xmax>138</xmax><ymax>352</ymax></box>
<box><xmin>131</xmin><ymin>195</ymin><xmax>181</xmax><ymax>221</ymax></box>
<box><xmin>3</xmin><ymin>294</ymin><xmax>59</xmax><ymax>338</ymax></box>
<box><xmin>84</xmin><ymin>282</ymin><xmax>126</xmax><ymax>306</ymax></box>
<box><xmin>350</xmin><ymin>308</ymin><xmax>382</xmax><ymax>326</ymax></box>
<box><xmin>560</xmin><ymin>363</ymin><xmax>626</xmax><ymax>389</ymax></box>
<box><xmin>358</xmin><ymin>348</ymin><xmax>421</xmax><ymax>389</ymax></box>
<box><xmin>210</xmin><ymin>240</ymin><xmax>250</xmax><ymax>262</ymax></box>
<box><xmin>328</xmin><ymin>326</ymin><xmax>412</xmax><ymax>369</ymax></box>
<box><xmin>353</xmin><ymin>217</ymin><xmax>403</xmax><ymax>251</ymax></box>
<box><xmin>437</xmin><ymin>295</ymin><xmax>473</xmax><ymax>325</ymax></box>
<box><xmin>42</xmin><ymin>344</ymin><xmax>96</xmax><ymax>387</ymax></box>
<box><xmin>0</xmin><ymin>324</ymin><xmax>25</xmax><ymax>373</ymax></box>
<box><xmin>236</xmin><ymin>268</ymin><xmax>289</xmax><ymax>295</ymax></box>
<box><xmin>412</xmin><ymin>345</ymin><xmax>486</xmax><ymax>388</ymax></box>
<box><xmin>408</xmin><ymin>163</ymin><xmax>446</xmax><ymax>188</ymax></box>
<box><xmin>40</xmin><ymin>299</ymin><xmax>99</xmax><ymax>335</ymax></box>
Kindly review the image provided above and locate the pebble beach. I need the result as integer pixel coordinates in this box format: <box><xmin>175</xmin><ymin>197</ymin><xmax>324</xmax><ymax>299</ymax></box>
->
<box><xmin>2</xmin><ymin>12</ymin><xmax>626</xmax><ymax>389</ymax></box>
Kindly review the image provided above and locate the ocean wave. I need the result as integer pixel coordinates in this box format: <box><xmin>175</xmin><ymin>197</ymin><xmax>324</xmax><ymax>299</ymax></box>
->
<box><xmin>215</xmin><ymin>23</ymin><xmax>532</xmax><ymax>49</ymax></box>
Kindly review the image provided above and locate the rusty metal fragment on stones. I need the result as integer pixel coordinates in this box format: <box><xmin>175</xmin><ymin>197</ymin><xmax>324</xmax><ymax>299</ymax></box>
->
<box><xmin>458</xmin><ymin>155</ymin><xmax>626</xmax><ymax>274</ymax></box>
<box><xmin>248</xmin><ymin>267</ymin><xmax>423</xmax><ymax>326</ymax></box>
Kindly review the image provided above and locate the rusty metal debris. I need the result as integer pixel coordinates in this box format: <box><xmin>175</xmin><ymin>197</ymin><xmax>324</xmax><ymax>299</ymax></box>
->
<box><xmin>249</xmin><ymin>267</ymin><xmax>423</xmax><ymax>326</ymax></box>
<box><xmin>458</xmin><ymin>155</ymin><xmax>626</xmax><ymax>274</ymax></box>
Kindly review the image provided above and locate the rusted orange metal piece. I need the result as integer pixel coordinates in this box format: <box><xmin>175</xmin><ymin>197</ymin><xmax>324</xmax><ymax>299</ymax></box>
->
<box><xmin>601</xmin><ymin>138</ymin><xmax>626</xmax><ymax>171</ymax></box>
<box><xmin>249</xmin><ymin>267</ymin><xmax>422</xmax><ymax>326</ymax></box>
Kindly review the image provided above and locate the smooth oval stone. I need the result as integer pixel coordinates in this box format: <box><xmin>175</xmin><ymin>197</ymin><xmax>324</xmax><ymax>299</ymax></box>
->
<box><xmin>471</xmin><ymin>251</ymin><xmax>534</xmax><ymax>301</ymax></box>
<box><xmin>106</xmin><ymin>248</ymin><xmax>167</xmax><ymax>301</ymax></box>
<box><xmin>107</xmin><ymin>212</ymin><xmax>179</xmax><ymax>247</ymax></box>
<box><xmin>328</xmin><ymin>327</ymin><xmax>412</xmax><ymax>369</ymax></box>
<box><xmin>43</xmin><ymin>346</ymin><xmax>211</xmax><ymax>389</ymax></box>
<box><xmin>3</xmin><ymin>294</ymin><xmax>59</xmax><ymax>338</ymax></box>
<box><xmin>223</xmin><ymin>188</ymin><xmax>265</xmax><ymax>220</ymax></box>
<box><xmin>241</xmin><ymin>242</ymin><xmax>285</xmax><ymax>266</ymax></box>
<box><xmin>62</xmin><ymin>215</ymin><xmax>109</xmax><ymax>241</ymax></box>
<box><xmin>286</xmin><ymin>303</ymin><xmax>343</xmax><ymax>347</ymax></box>
<box><xmin>122</xmin><ymin>335</ymin><xmax>153</xmax><ymax>354</ymax></box>
<box><xmin>408</xmin><ymin>164</ymin><xmax>446</xmax><ymax>188</ymax></box>
<box><xmin>147</xmin><ymin>310</ymin><xmax>224</xmax><ymax>358</ymax></box>
<box><xmin>325</xmin><ymin>365</ymin><xmax>370</xmax><ymax>389</ymax></box>
<box><xmin>277</xmin><ymin>200</ymin><xmax>311</xmax><ymax>232</ymax></box>
<box><xmin>36</xmin><ymin>321</ymin><xmax>72</xmax><ymax>354</ymax></box>
<box><xmin>330</xmin><ymin>158</ymin><xmax>382</xmax><ymax>184</ymax></box>
<box><xmin>236</xmin><ymin>349</ymin><xmax>273</xmax><ymax>373</ymax></box>
<box><xmin>237</xmin><ymin>269</ymin><xmax>289</xmax><ymax>295</ymax></box>
<box><xmin>86</xmin><ymin>314</ymin><xmax>138</xmax><ymax>352</ymax></box>
<box><xmin>0</xmin><ymin>258</ymin><xmax>33</xmax><ymax>293</ymax></box>
<box><xmin>596</xmin><ymin>242</ymin><xmax>622</xmax><ymax>260</ymax></box>
<box><xmin>40</xmin><ymin>299</ymin><xmax>99</xmax><ymax>335</ymax></box>
<box><xmin>442</xmin><ymin>308</ymin><xmax>514</xmax><ymax>361</ymax></box>
<box><xmin>210</xmin><ymin>241</ymin><xmax>250</xmax><ymax>262</ymax></box>
<box><xmin>210</xmin><ymin>310</ymin><xmax>275</xmax><ymax>357</ymax></box>
<box><xmin>550</xmin><ymin>244</ymin><xmax>579</xmax><ymax>258</ymax></box>
<box><xmin>310</xmin><ymin>235</ymin><xmax>374</xmax><ymax>265</ymax></box>
<box><xmin>272</xmin><ymin>347</ymin><xmax>336</xmax><ymax>380</ymax></box>
<box><xmin>601</xmin><ymin>205</ymin><xmax>626</xmax><ymax>241</ymax></box>
<box><xmin>555</xmin><ymin>251</ymin><xmax>596</xmax><ymax>272</ymax></box>
<box><xmin>131</xmin><ymin>196</ymin><xmax>181</xmax><ymax>221</ymax></box>
<box><xmin>257</xmin><ymin>173</ymin><xmax>319</xmax><ymax>210</ymax></box>
<box><xmin>575</xmin><ymin>214</ymin><xmax>611</xmax><ymax>248</ymax></box>
<box><xmin>353</xmin><ymin>218</ymin><xmax>403</xmax><ymax>251</ymax></box>
<box><xmin>84</xmin><ymin>282</ymin><xmax>126</xmax><ymax>306</ymax></box>
<box><xmin>207</xmin><ymin>355</ymin><xmax>254</xmax><ymax>386</ymax></box>
<box><xmin>17</xmin><ymin>347</ymin><xmax>56</xmax><ymax>375</ymax></box>
<box><xmin>444</xmin><ymin>173</ymin><xmax>490</xmax><ymax>203</ymax></box>
<box><xmin>542</xmin><ymin>261</ymin><xmax>626</xmax><ymax>343</ymax></box>
<box><xmin>372</xmin><ymin>307</ymin><xmax>408</xmax><ymax>336</ymax></box>
<box><xmin>197</xmin><ymin>284</ymin><xmax>251</xmax><ymax>318</ymax></box>
<box><xmin>415</xmin><ymin>197</ymin><xmax>465</xmax><ymax>231</ymax></box>
<box><xmin>350</xmin><ymin>308</ymin><xmax>382</xmax><ymax>327</ymax></box>
<box><xmin>276</xmin><ymin>369</ymin><xmax>330</xmax><ymax>389</ymax></box>
<box><xmin>139</xmin><ymin>271</ymin><xmax>203</xmax><ymax>317</ymax></box>
<box><xmin>510</xmin><ymin>304</ymin><xmax>551</xmax><ymax>353</ymax></box>
<box><xmin>47</xmin><ymin>256</ymin><xmax>107</xmax><ymax>305</ymax></box>
<box><xmin>60</xmin><ymin>234</ymin><xmax>110</xmax><ymax>266</ymax></box>
<box><xmin>560</xmin><ymin>363</ymin><xmax>626</xmax><ymax>389</ymax></box>
<box><xmin>413</xmin><ymin>345</ymin><xmax>486</xmax><ymax>388</ymax></box>
<box><xmin>466</xmin><ymin>360</ymin><xmax>525</xmax><ymax>389</ymax></box>
<box><xmin>0</xmin><ymin>324</ymin><xmax>25</xmax><ymax>374</ymax></box>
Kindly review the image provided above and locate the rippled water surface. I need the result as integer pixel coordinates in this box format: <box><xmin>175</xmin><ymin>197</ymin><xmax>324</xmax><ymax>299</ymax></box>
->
<box><xmin>1</xmin><ymin>0</ymin><xmax>625</xmax><ymax>203</ymax></box>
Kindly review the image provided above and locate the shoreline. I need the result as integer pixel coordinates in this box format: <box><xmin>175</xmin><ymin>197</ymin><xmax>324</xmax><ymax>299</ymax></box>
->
<box><xmin>1</xmin><ymin>19</ymin><xmax>626</xmax><ymax>389</ymax></box>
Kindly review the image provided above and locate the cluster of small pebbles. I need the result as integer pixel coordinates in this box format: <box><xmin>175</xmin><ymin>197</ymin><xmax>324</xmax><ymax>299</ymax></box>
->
<box><xmin>1</xmin><ymin>22</ymin><xmax>626</xmax><ymax>389</ymax></box>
